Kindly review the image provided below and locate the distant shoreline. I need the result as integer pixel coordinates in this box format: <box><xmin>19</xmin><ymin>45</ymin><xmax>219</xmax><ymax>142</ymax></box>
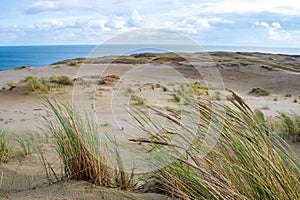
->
<box><xmin>1</xmin><ymin>44</ymin><xmax>300</xmax><ymax>70</ymax></box>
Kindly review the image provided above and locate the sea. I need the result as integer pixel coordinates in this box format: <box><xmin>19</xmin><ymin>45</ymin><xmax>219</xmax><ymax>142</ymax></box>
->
<box><xmin>1</xmin><ymin>44</ymin><xmax>300</xmax><ymax>70</ymax></box>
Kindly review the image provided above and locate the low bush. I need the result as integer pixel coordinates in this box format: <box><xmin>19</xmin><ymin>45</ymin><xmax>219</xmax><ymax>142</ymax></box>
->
<box><xmin>248</xmin><ymin>87</ymin><xmax>270</xmax><ymax>96</ymax></box>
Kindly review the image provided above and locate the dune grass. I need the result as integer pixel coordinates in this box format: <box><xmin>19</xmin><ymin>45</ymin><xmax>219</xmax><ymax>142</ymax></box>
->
<box><xmin>23</xmin><ymin>76</ymin><xmax>51</xmax><ymax>92</ymax></box>
<box><xmin>0</xmin><ymin>129</ymin><xmax>10</xmax><ymax>165</ymax></box>
<box><xmin>38</xmin><ymin>93</ymin><xmax>299</xmax><ymax>198</ymax></box>
<box><xmin>129</xmin><ymin>98</ymin><xmax>300</xmax><ymax>199</ymax></box>
<box><xmin>43</xmin><ymin>98</ymin><xmax>111</xmax><ymax>186</ymax></box>
<box><xmin>48</xmin><ymin>75</ymin><xmax>74</xmax><ymax>86</ymax></box>
<box><xmin>130</xmin><ymin>94</ymin><xmax>145</xmax><ymax>105</ymax></box>
<box><xmin>277</xmin><ymin>113</ymin><xmax>300</xmax><ymax>141</ymax></box>
<box><xmin>249</xmin><ymin>87</ymin><xmax>271</xmax><ymax>96</ymax></box>
<box><xmin>7</xmin><ymin>76</ymin><xmax>74</xmax><ymax>93</ymax></box>
<box><xmin>43</xmin><ymin>98</ymin><xmax>134</xmax><ymax>189</ymax></box>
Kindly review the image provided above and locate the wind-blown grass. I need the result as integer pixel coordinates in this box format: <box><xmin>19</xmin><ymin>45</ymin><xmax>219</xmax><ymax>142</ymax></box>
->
<box><xmin>277</xmin><ymin>113</ymin><xmax>300</xmax><ymax>141</ymax></box>
<box><xmin>0</xmin><ymin>129</ymin><xmax>10</xmax><ymax>165</ymax></box>
<box><xmin>129</xmin><ymin>98</ymin><xmax>300</xmax><ymax>199</ymax></box>
<box><xmin>43</xmin><ymin>98</ymin><xmax>134</xmax><ymax>189</ymax></box>
<box><xmin>43</xmin><ymin>98</ymin><xmax>111</xmax><ymax>186</ymax></box>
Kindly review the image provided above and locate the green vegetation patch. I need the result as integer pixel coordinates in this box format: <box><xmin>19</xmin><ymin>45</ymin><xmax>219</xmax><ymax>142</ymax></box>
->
<box><xmin>263</xmin><ymin>61</ymin><xmax>300</xmax><ymax>73</ymax></box>
<box><xmin>51</xmin><ymin>57</ymin><xmax>85</xmax><ymax>66</ymax></box>
<box><xmin>5</xmin><ymin>76</ymin><xmax>74</xmax><ymax>93</ymax></box>
<box><xmin>248</xmin><ymin>87</ymin><xmax>270</xmax><ymax>96</ymax></box>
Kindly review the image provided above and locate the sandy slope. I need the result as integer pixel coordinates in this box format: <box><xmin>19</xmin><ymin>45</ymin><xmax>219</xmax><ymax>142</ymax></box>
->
<box><xmin>0</xmin><ymin>52</ymin><xmax>299</xmax><ymax>199</ymax></box>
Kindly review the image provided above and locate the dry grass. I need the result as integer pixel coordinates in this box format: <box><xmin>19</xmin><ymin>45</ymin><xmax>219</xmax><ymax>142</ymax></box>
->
<box><xmin>276</xmin><ymin>113</ymin><xmax>300</xmax><ymax>141</ymax></box>
<box><xmin>129</xmin><ymin>97</ymin><xmax>300</xmax><ymax>199</ymax></box>
<box><xmin>0</xmin><ymin>129</ymin><xmax>10</xmax><ymax>164</ymax></box>
<box><xmin>5</xmin><ymin>76</ymin><xmax>74</xmax><ymax>93</ymax></box>
<box><xmin>43</xmin><ymin>98</ymin><xmax>134</xmax><ymax>189</ymax></box>
<box><xmin>43</xmin><ymin>98</ymin><xmax>111</xmax><ymax>186</ymax></box>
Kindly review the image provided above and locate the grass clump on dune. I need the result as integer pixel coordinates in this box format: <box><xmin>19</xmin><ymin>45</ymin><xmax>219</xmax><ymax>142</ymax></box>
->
<box><xmin>130</xmin><ymin>96</ymin><xmax>300</xmax><ymax>199</ymax></box>
<box><xmin>249</xmin><ymin>87</ymin><xmax>270</xmax><ymax>96</ymax></box>
<box><xmin>0</xmin><ymin>129</ymin><xmax>10</xmax><ymax>165</ymax></box>
<box><xmin>277</xmin><ymin>113</ymin><xmax>300</xmax><ymax>141</ymax></box>
<box><xmin>23</xmin><ymin>76</ymin><xmax>51</xmax><ymax>92</ymax></box>
<box><xmin>49</xmin><ymin>75</ymin><xmax>74</xmax><ymax>86</ymax></box>
<box><xmin>9</xmin><ymin>76</ymin><xmax>74</xmax><ymax>93</ymax></box>
<box><xmin>44</xmin><ymin>98</ymin><xmax>111</xmax><ymax>186</ymax></box>
<box><xmin>43</xmin><ymin>98</ymin><xmax>134</xmax><ymax>189</ymax></box>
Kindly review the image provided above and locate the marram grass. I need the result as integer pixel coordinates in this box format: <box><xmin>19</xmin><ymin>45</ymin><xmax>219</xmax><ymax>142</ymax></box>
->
<box><xmin>42</xmin><ymin>94</ymin><xmax>299</xmax><ymax>199</ymax></box>
<box><xmin>43</xmin><ymin>98</ymin><xmax>111</xmax><ymax>186</ymax></box>
<box><xmin>130</xmin><ymin>98</ymin><xmax>300</xmax><ymax>199</ymax></box>
<box><xmin>43</xmin><ymin>98</ymin><xmax>135</xmax><ymax>189</ymax></box>
<box><xmin>0</xmin><ymin>129</ymin><xmax>10</xmax><ymax>165</ymax></box>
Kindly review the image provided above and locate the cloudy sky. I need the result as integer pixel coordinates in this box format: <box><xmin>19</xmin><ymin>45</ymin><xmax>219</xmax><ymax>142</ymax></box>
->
<box><xmin>1</xmin><ymin>0</ymin><xmax>300</xmax><ymax>47</ymax></box>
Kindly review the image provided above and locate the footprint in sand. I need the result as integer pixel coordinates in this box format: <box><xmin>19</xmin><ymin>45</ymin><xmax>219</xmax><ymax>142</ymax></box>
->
<box><xmin>4</xmin><ymin>118</ymin><xmax>14</xmax><ymax>124</ymax></box>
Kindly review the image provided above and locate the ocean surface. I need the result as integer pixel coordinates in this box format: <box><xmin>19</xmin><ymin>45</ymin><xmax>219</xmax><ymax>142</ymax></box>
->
<box><xmin>1</xmin><ymin>44</ymin><xmax>300</xmax><ymax>70</ymax></box>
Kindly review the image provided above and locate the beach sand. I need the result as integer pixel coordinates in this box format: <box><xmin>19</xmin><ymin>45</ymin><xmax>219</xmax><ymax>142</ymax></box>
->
<box><xmin>0</xmin><ymin>52</ymin><xmax>299</xmax><ymax>199</ymax></box>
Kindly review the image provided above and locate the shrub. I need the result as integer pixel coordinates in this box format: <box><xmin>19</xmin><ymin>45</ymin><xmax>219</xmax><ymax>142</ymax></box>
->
<box><xmin>285</xmin><ymin>93</ymin><xmax>292</xmax><ymax>98</ymax></box>
<box><xmin>162</xmin><ymin>86</ymin><xmax>168</xmax><ymax>92</ymax></box>
<box><xmin>155</xmin><ymin>82</ymin><xmax>161</xmax><ymax>88</ymax></box>
<box><xmin>49</xmin><ymin>75</ymin><xmax>74</xmax><ymax>86</ymax></box>
<box><xmin>248</xmin><ymin>87</ymin><xmax>270</xmax><ymax>96</ymax></box>
<box><xmin>69</xmin><ymin>61</ymin><xmax>77</xmax><ymax>66</ymax></box>
<box><xmin>24</xmin><ymin>76</ymin><xmax>50</xmax><ymax>92</ymax></box>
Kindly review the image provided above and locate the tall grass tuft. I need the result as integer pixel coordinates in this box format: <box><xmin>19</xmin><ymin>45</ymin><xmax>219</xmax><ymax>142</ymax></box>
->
<box><xmin>43</xmin><ymin>98</ymin><xmax>111</xmax><ymax>186</ymax></box>
<box><xmin>0</xmin><ymin>129</ymin><xmax>10</xmax><ymax>164</ymax></box>
<box><xmin>277</xmin><ymin>113</ymin><xmax>300</xmax><ymax>141</ymax></box>
<box><xmin>130</xmin><ymin>98</ymin><xmax>300</xmax><ymax>199</ymax></box>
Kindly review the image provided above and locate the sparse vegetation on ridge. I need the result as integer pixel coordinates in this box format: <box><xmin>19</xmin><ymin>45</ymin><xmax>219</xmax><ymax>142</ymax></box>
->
<box><xmin>4</xmin><ymin>76</ymin><xmax>74</xmax><ymax>93</ymax></box>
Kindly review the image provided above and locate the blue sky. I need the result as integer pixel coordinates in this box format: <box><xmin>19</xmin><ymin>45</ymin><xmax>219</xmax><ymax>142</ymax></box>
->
<box><xmin>1</xmin><ymin>0</ymin><xmax>300</xmax><ymax>47</ymax></box>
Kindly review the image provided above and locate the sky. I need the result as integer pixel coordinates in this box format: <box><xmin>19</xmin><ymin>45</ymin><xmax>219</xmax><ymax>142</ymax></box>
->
<box><xmin>1</xmin><ymin>0</ymin><xmax>300</xmax><ymax>47</ymax></box>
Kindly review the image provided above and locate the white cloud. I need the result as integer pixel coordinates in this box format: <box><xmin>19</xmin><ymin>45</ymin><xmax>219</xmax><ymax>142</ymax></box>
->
<box><xmin>196</xmin><ymin>18</ymin><xmax>211</xmax><ymax>29</ymax></box>
<box><xmin>2</xmin><ymin>0</ymin><xmax>299</xmax><ymax>46</ymax></box>
<box><xmin>25</xmin><ymin>1</ymin><xmax>57</xmax><ymax>14</ymax></box>
<box><xmin>255</xmin><ymin>22</ymin><xmax>269</xmax><ymax>27</ymax></box>
<box><xmin>128</xmin><ymin>10</ymin><xmax>142</xmax><ymax>27</ymax></box>
<box><xmin>255</xmin><ymin>21</ymin><xmax>289</xmax><ymax>40</ymax></box>
<box><xmin>271</xmin><ymin>22</ymin><xmax>281</xmax><ymax>29</ymax></box>
<box><xmin>191</xmin><ymin>0</ymin><xmax>300</xmax><ymax>16</ymax></box>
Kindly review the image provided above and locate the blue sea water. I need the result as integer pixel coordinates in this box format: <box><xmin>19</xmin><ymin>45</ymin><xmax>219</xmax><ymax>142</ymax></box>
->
<box><xmin>0</xmin><ymin>44</ymin><xmax>300</xmax><ymax>70</ymax></box>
